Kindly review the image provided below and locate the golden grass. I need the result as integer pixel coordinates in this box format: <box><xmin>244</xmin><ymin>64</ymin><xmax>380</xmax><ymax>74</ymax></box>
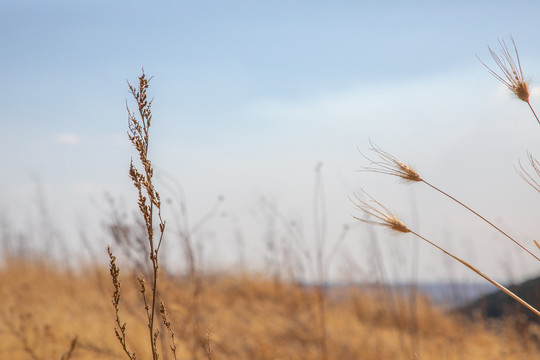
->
<box><xmin>109</xmin><ymin>70</ymin><xmax>169</xmax><ymax>360</ymax></box>
<box><xmin>477</xmin><ymin>36</ymin><xmax>530</xmax><ymax>103</ymax></box>
<box><xmin>355</xmin><ymin>36</ymin><xmax>540</xmax><ymax>324</ymax></box>
<box><xmin>5</xmin><ymin>36</ymin><xmax>540</xmax><ymax>359</ymax></box>
<box><xmin>1</xmin><ymin>260</ymin><xmax>539</xmax><ymax>360</ymax></box>
<box><xmin>477</xmin><ymin>36</ymin><xmax>540</xmax><ymax>126</ymax></box>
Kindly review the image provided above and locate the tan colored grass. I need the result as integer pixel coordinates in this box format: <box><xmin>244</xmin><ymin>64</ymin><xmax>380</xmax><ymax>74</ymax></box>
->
<box><xmin>351</xmin><ymin>192</ymin><xmax>410</xmax><ymax>233</ymax></box>
<box><xmin>361</xmin><ymin>143</ymin><xmax>540</xmax><ymax>263</ymax></box>
<box><xmin>353</xmin><ymin>36</ymin><xmax>540</xmax><ymax>356</ymax></box>
<box><xmin>108</xmin><ymin>70</ymin><xmax>170</xmax><ymax>360</ymax></box>
<box><xmin>478</xmin><ymin>36</ymin><xmax>530</xmax><ymax>102</ymax></box>
<box><xmin>1</xmin><ymin>260</ymin><xmax>539</xmax><ymax>360</ymax></box>
<box><xmin>353</xmin><ymin>191</ymin><xmax>540</xmax><ymax>319</ymax></box>
<box><xmin>477</xmin><ymin>36</ymin><xmax>540</xmax><ymax>126</ymax></box>
<box><xmin>516</xmin><ymin>152</ymin><xmax>540</xmax><ymax>194</ymax></box>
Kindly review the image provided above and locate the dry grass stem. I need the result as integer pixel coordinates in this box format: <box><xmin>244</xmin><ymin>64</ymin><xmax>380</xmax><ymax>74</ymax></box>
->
<box><xmin>127</xmin><ymin>70</ymin><xmax>166</xmax><ymax>360</ymax></box>
<box><xmin>516</xmin><ymin>152</ymin><xmax>540</xmax><ymax>193</ymax></box>
<box><xmin>477</xmin><ymin>36</ymin><xmax>540</xmax><ymax>126</ymax></box>
<box><xmin>410</xmin><ymin>230</ymin><xmax>540</xmax><ymax>319</ymax></box>
<box><xmin>353</xmin><ymin>194</ymin><xmax>540</xmax><ymax>319</ymax></box>
<box><xmin>363</xmin><ymin>144</ymin><xmax>540</xmax><ymax>263</ymax></box>
<box><xmin>0</xmin><ymin>311</ymin><xmax>80</xmax><ymax>360</ymax></box>
<box><xmin>159</xmin><ymin>300</ymin><xmax>178</xmax><ymax>360</ymax></box>
<box><xmin>108</xmin><ymin>246</ymin><xmax>136</xmax><ymax>360</ymax></box>
<box><xmin>108</xmin><ymin>70</ymin><xmax>171</xmax><ymax>360</ymax></box>
<box><xmin>60</xmin><ymin>336</ymin><xmax>79</xmax><ymax>360</ymax></box>
<box><xmin>1</xmin><ymin>313</ymin><xmax>41</xmax><ymax>360</ymax></box>
<box><xmin>205</xmin><ymin>328</ymin><xmax>213</xmax><ymax>360</ymax></box>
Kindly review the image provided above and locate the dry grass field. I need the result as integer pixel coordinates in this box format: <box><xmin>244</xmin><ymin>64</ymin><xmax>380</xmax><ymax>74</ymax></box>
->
<box><xmin>0</xmin><ymin>259</ymin><xmax>539</xmax><ymax>360</ymax></box>
<box><xmin>2</xmin><ymin>37</ymin><xmax>540</xmax><ymax>359</ymax></box>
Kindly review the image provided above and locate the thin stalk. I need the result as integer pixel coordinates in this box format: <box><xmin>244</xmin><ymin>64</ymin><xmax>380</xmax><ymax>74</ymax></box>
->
<box><xmin>353</xmin><ymin>193</ymin><xmax>540</xmax><ymax>319</ymax></box>
<box><xmin>527</xmin><ymin>101</ymin><xmax>540</xmax><ymax>127</ymax></box>
<box><xmin>421</xmin><ymin>180</ymin><xmax>540</xmax><ymax>263</ymax></box>
<box><xmin>410</xmin><ymin>230</ymin><xmax>540</xmax><ymax>318</ymax></box>
<box><xmin>362</xmin><ymin>144</ymin><xmax>540</xmax><ymax>262</ymax></box>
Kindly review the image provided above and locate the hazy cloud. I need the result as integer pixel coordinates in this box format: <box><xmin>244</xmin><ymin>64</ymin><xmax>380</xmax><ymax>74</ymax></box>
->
<box><xmin>55</xmin><ymin>133</ymin><xmax>80</xmax><ymax>144</ymax></box>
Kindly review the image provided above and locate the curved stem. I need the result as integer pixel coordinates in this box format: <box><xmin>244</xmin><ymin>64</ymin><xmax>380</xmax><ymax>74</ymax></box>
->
<box><xmin>527</xmin><ymin>101</ymin><xmax>540</xmax><ymax>127</ymax></box>
<box><xmin>410</xmin><ymin>230</ymin><xmax>540</xmax><ymax>318</ymax></box>
<box><xmin>421</xmin><ymin>179</ymin><xmax>540</xmax><ymax>263</ymax></box>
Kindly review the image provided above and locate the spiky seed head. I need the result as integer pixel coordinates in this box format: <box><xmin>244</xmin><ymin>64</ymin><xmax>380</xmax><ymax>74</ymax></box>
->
<box><xmin>478</xmin><ymin>36</ymin><xmax>530</xmax><ymax>103</ymax></box>
<box><xmin>514</xmin><ymin>81</ymin><xmax>530</xmax><ymax>103</ymax></box>
<box><xmin>360</xmin><ymin>142</ymin><xmax>422</xmax><ymax>183</ymax></box>
<box><xmin>351</xmin><ymin>193</ymin><xmax>411</xmax><ymax>234</ymax></box>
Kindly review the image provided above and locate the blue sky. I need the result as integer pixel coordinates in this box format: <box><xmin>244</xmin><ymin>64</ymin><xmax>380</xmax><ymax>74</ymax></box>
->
<box><xmin>2</xmin><ymin>1</ymin><xmax>540</xmax><ymax>282</ymax></box>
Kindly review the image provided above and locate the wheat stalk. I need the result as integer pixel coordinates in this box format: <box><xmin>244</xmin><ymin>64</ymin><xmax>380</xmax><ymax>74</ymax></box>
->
<box><xmin>109</xmin><ymin>70</ymin><xmax>177</xmax><ymax>360</ymax></box>
<box><xmin>352</xmin><ymin>193</ymin><xmax>540</xmax><ymax>318</ymax></box>
<box><xmin>361</xmin><ymin>143</ymin><xmax>540</xmax><ymax>263</ymax></box>
<box><xmin>477</xmin><ymin>36</ymin><xmax>539</xmax><ymax>126</ymax></box>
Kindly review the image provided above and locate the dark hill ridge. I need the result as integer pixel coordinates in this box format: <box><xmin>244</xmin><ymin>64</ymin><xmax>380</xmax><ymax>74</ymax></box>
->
<box><xmin>458</xmin><ymin>276</ymin><xmax>540</xmax><ymax>322</ymax></box>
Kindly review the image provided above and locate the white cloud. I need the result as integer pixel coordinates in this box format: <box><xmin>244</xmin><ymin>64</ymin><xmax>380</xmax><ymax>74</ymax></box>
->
<box><xmin>55</xmin><ymin>133</ymin><xmax>80</xmax><ymax>144</ymax></box>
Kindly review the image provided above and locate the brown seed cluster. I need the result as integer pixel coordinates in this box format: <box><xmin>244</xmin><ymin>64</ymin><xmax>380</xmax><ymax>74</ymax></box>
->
<box><xmin>351</xmin><ymin>193</ymin><xmax>410</xmax><ymax>234</ymax></box>
<box><xmin>109</xmin><ymin>70</ymin><xmax>170</xmax><ymax>360</ymax></box>
<box><xmin>478</xmin><ymin>36</ymin><xmax>530</xmax><ymax>102</ymax></box>
<box><xmin>360</xmin><ymin>142</ymin><xmax>422</xmax><ymax>183</ymax></box>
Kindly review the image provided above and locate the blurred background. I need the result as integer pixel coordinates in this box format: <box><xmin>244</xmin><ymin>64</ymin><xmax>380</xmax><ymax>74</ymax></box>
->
<box><xmin>2</xmin><ymin>0</ymin><xmax>540</xmax><ymax>284</ymax></box>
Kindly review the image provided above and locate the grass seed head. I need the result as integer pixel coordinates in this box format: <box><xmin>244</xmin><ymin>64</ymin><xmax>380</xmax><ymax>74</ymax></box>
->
<box><xmin>361</xmin><ymin>141</ymin><xmax>422</xmax><ymax>183</ymax></box>
<box><xmin>478</xmin><ymin>36</ymin><xmax>530</xmax><ymax>102</ymax></box>
<box><xmin>351</xmin><ymin>193</ymin><xmax>410</xmax><ymax>234</ymax></box>
<box><xmin>516</xmin><ymin>152</ymin><xmax>540</xmax><ymax>193</ymax></box>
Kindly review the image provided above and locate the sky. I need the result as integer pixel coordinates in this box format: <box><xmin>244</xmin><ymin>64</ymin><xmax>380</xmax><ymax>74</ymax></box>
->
<box><xmin>2</xmin><ymin>0</ymin><xmax>540</xmax><ymax>283</ymax></box>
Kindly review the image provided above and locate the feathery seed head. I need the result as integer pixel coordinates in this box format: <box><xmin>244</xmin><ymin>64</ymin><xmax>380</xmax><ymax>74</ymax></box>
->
<box><xmin>516</xmin><ymin>152</ymin><xmax>540</xmax><ymax>193</ymax></box>
<box><xmin>361</xmin><ymin>141</ymin><xmax>422</xmax><ymax>182</ymax></box>
<box><xmin>351</xmin><ymin>193</ymin><xmax>410</xmax><ymax>234</ymax></box>
<box><xmin>478</xmin><ymin>36</ymin><xmax>530</xmax><ymax>102</ymax></box>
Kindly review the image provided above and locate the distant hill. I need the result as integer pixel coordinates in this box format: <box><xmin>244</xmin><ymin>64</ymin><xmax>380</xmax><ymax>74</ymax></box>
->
<box><xmin>458</xmin><ymin>276</ymin><xmax>540</xmax><ymax>323</ymax></box>
<box><xmin>326</xmin><ymin>281</ymin><xmax>496</xmax><ymax>309</ymax></box>
<box><xmin>413</xmin><ymin>282</ymin><xmax>496</xmax><ymax>308</ymax></box>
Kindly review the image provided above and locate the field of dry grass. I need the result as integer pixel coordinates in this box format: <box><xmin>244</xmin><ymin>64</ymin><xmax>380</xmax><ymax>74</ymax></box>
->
<box><xmin>0</xmin><ymin>259</ymin><xmax>539</xmax><ymax>360</ymax></box>
<box><xmin>2</xmin><ymin>37</ymin><xmax>540</xmax><ymax>360</ymax></box>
